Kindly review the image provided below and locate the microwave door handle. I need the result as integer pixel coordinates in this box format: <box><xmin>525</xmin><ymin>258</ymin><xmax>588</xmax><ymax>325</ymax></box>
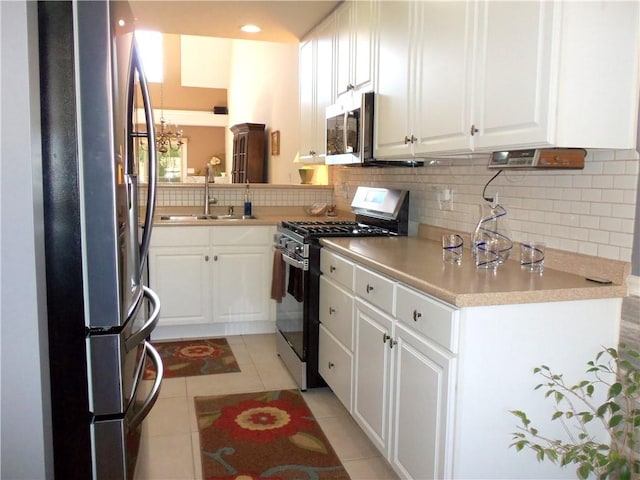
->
<box><xmin>133</xmin><ymin>42</ymin><xmax>157</xmax><ymax>264</ymax></box>
<box><xmin>129</xmin><ymin>341</ymin><xmax>163</xmax><ymax>429</ymax></box>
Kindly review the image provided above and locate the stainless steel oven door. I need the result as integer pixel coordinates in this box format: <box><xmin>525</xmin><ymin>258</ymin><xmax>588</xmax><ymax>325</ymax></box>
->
<box><xmin>276</xmin><ymin>251</ymin><xmax>308</xmax><ymax>362</ymax></box>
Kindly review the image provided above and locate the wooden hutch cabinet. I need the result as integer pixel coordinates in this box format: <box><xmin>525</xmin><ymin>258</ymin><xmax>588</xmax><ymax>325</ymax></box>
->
<box><xmin>230</xmin><ymin>123</ymin><xmax>267</xmax><ymax>183</ymax></box>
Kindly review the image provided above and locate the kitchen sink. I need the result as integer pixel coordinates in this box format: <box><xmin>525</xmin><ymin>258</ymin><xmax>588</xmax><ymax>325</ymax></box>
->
<box><xmin>159</xmin><ymin>214</ymin><xmax>256</xmax><ymax>221</ymax></box>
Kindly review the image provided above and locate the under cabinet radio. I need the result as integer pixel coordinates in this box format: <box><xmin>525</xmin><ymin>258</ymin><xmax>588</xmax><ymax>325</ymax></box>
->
<box><xmin>489</xmin><ymin>148</ymin><xmax>586</xmax><ymax>169</ymax></box>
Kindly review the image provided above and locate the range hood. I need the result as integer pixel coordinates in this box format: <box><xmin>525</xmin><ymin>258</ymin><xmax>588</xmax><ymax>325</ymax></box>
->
<box><xmin>488</xmin><ymin>148</ymin><xmax>586</xmax><ymax>169</ymax></box>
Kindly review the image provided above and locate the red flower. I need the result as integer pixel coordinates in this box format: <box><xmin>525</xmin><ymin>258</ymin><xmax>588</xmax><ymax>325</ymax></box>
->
<box><xmin>176</xmin><ymin>344</ymin><xmax>221</xmax><ymax>359</ymax></box>
<box><xmin>214</xmin><ymin>399</ymin><xmax>313</xmax><ymax>443</ymax></box>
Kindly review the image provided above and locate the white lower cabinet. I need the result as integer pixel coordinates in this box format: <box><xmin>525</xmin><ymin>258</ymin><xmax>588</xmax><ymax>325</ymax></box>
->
<box><xmin>318</xmin><ymin>324</ymin><xmax>353</xmax><ymax>411</ymax></box>
<box><xmin>149</xmin><ymin>225</ymin><xmax>275</xmax><ymax>338</ymax></box>
<box><xmin>353</xmin><ymin>271</ymin><xmax>457</xmax><ymax>479</ymax></box>
<box><xmin>320</xmin><ymin>248</ymin><xmax>621</xmax><ymax>479</ymax></box>
<box><xmin>318</xmin><ymin>250</ymin><xmax>355</xmax><ymax>411</ymax></box>
<box><xmin>353</xmin><ymin>298</ymin><xmax>394</xmax><ymax>454</ymax></box>
<box><xmin>391</xmin><ymin>322</ymin><xmax>455</xmax><ymax>479</ymax></box>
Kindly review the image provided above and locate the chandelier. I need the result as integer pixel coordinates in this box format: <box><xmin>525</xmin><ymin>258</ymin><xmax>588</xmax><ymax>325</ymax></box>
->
<box><xmin>156</xmin><ymin>82</ymin><xmax>183</xmax><ymax>154</ymax></box>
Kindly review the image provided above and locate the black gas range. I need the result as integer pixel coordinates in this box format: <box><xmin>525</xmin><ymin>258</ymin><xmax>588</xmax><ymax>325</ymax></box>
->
<box><xmin>273</xmin><ymin>187</ymin><xmax>409</xmax><ymax>390</ymax></box>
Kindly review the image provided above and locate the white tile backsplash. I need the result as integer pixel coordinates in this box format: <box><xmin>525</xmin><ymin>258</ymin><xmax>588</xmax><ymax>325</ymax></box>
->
<box><xmin>332</xmin><ymin>150</ymin><xmax>638</xmax><ymax>262</ymax></box>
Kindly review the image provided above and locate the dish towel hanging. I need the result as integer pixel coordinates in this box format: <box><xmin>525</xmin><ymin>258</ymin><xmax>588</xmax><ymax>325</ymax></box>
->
<box><xmin>270</xmin><ymin>249</ymin><xmax>286</xmax><ymax>303</ymax></box>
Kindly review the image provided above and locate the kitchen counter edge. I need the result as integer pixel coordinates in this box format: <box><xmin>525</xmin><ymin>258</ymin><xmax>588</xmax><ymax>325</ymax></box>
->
<box><xmin>319</xmin><ymin>236</ymin><xmax>627</xmax><ymax>308</ymax></box>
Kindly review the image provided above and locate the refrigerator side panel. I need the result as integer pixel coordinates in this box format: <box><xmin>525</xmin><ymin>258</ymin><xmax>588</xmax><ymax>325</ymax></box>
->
<box><xmin>38</xmin><ymin>2</ymin><xmax>93</xmax><ymax>478</ymax></box>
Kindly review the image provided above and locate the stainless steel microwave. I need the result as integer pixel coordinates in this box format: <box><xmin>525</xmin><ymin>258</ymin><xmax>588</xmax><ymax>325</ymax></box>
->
<box><xmin>325</xmin><ymin>92</ymin><xmax>375</xmax><ymax>165</ymax></box>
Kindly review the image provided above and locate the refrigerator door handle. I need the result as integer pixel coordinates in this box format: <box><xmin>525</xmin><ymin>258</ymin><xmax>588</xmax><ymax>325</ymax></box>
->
<box><xmin>125</xmin><ymin>286</ymin><xmax>160</xmax><ymax>352</ymax></box>
<box><xmin>132</xmin><ymin>41</ymin><xmax>157</xmax><ymax>265</ymax></box>
<box><xmin>129</xmin><ymin>341</ymin><xmax>163</xmax><ymax>429</ymax></box>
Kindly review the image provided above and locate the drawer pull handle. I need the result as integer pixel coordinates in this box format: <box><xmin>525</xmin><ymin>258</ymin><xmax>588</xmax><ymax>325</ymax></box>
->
<box><xmin>328</xmin><ymin>362</ymin><xmax>335</xmax><ymax>369</ymax></box>
<box><xmin>205</xmin><ymin>255</ymin><xmax>209</xmax><ymax>261</ymax></box>
<box><xmin>413</xmin><ymin>310</ymin><xmax>422</xmax><ymax>321</ymax></box>
<box><xmin>330</xmin><ymin>265</ymin><xmax>336</xmax><ymax>273</ymax></box>
<box><xmin>389</xmin><ymin>338</ymin><xmax>397</xmax><ymax>349</ymax></box>
<box><xmin>366</xmin><ymin>284</ymin><xmax>374</xmax><ymax>293</ymax></box>
<box><xmin>329</xmin><ymin>307</ymin><xmax>336</xmax><ymax>315</ymax></box>
<box><xmin>382</xmin><ymin>333</ymin><xmax>391</xmax><ymax>344</ymax></box>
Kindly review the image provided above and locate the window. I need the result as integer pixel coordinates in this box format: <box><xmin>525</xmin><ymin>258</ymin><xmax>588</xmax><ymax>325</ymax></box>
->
<box><xmin>135</xmin><ymin>30</ymin><xmax>163</xmax><ymax>83</ymax></box>
<box><xmin>137</xmin><ymin>137</ymin><xmax>188</xmax><ymax>183</ymax></box>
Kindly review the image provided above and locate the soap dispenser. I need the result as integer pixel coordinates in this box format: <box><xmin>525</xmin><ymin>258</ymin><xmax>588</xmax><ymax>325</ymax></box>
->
<box><xmin>244</xmin><ymin>182</ymin><xmax>252</xmax><ymax>217</ymax></box>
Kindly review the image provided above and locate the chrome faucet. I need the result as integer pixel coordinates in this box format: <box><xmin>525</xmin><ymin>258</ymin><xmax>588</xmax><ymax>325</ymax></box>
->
<box><xmin>204</xmin><ymin>165</ymin><xmax>217</xmax><ymax>215</ymax></box>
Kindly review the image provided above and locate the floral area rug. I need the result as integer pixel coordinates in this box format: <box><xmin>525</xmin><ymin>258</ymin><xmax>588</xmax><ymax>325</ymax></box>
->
<box><xmin>195</xmin><ymin>389</ymin><xmax>350</xmax><ymax>480</ymax></box>
<box><xmin>144</xmin><ymin>338</ymin><xmax>240</xmax><ymax>380</ymax></box>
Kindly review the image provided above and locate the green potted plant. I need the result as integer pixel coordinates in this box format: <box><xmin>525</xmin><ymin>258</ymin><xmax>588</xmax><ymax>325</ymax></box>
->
<box><xmin>510</xmin><ymin>344</ymin><xmax>640</xmax><ymax>480</ymax></box>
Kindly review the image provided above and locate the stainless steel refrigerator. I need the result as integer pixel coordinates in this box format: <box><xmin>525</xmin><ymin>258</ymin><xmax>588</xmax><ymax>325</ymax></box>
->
<box><xmin>38</xmin><ymin>1</ymin><xmax>163</xmax><ymax>478</ymax></box>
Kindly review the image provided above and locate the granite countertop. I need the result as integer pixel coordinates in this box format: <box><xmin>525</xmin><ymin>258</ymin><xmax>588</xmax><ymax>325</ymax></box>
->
<box><xmin>319</xmin><ymin>235</ymin><xmax>628</xmax><ymax>307</ymax></box>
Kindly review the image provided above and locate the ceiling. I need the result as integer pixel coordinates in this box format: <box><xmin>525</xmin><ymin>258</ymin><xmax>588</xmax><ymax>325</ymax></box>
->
<box><xmin>129</xmin><ymin>1</ymin><xmax>342</xmax><ymax>43</ymax></box>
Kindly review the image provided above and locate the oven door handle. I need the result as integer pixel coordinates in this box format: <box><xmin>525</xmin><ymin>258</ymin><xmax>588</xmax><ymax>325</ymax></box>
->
<box><xmin>281</xmin><ymin>251</ymin><xmax>307</xmax><ymax>271</ymax></box>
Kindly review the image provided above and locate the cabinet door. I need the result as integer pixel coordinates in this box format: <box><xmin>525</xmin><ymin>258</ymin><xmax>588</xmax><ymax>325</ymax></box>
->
<box><xmin>319</xmin><ymin>324</ymin><xmax>353</xmax><ymax>412</ymax></box>
<box><xmin>299</xmin><ymin>38</ymin><xmax>315</xmax><ymax>160</ymax></box>
<box><xmin>314</xmin><ymin>17</ymin><xmax>334</xmax><ymax>160</ymax></box>
<box><xmin>335</xmin><ymin>3</ymin><xmax>352</xmax><ymax>98</ymax></box>
<box><xmin>336</xmin><ymin>0</ymin><xmax>373</xmax><ymax>99</ymax></box>
<box><xmin>472</xmin><ymin>1</ymin><xmax>555</xmax><ymax>150</ymax></box>
<box><xmin>353</xmin><ymin>298</ymin><xmax>393</xmax><ymax>455</ymax></box>
<box><xmin>413</xmin><ymin>1</ymin><xmax>474</xmax><ymax>154</ymax></box>
<box><xmin>148</xmin><ymin>247</ymin><xmax>210</xmax><ymax>325</ymax></box>
<box><xmin>374</xmin><ymin>0</ymin><xmax>413</xmax><ymax>158</ymax></box>
<box><xmin>211</xmin><ymin>246</ymin><xmax>271</xmax><ymax>323</ymax></box>
<box><xmin>352</xmin><ymin>0</ymin><xmax>373</xmax><ymax>93</ymax></box>
<box><xmin>391</xmin><ymin>323</ymin><xmax>456</xmax><ymax>480</ymax></box>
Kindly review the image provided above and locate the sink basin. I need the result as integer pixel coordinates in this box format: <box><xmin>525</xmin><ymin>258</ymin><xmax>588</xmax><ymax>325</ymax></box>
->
<box><xmin>158</xmin><ymin>214</ymin><xmax>257</xmax><ymax>221</ymax></box>
<box><xmin>159</xmin><ymin>214</ymin><xmax>209</xmax><ymax>221</ymax></box>
<box><xmin>214</xmin><ymin>214</ymin><xmax>256</xmax><ymax>220</ymax></box>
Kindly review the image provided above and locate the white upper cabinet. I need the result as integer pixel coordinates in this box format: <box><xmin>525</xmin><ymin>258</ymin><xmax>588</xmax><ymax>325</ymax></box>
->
<box><xmin>299</xmin><ymin>16</ymin><xmax>335</xmax><ymax>163</ymax></box>
<box><xmin>375</xmin><ymin>1</ymin><xmax>474</xmax><ymax>157</ymax></box>
<box><xmin>470</xmin><ymin>1</ymin><xmax>556</xmax><ymax>151</ymax></box>
<box><xmin>335</xmin><ymin>1</ymin><xmax>374</xmax><ymax>100</ymax></box>
<box><xmin>374</xmin><ymin>1</ymin><xmax>413</xmax><ymax>158</ymax></box>
<box><xmin>412</xmin><ymin>1</ymin><xmax>475</xmax><ymax>154</ymax></box>
<box><xmin>371</xmin><ymin>0</ymin><xmax>640</xmax><ymax>157</ymax></box>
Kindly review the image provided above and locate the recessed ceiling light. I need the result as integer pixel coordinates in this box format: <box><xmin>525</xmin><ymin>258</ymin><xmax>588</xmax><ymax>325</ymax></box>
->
<box><xmin>240</xmin><ymin>24</ymin><xmax>261</xmax><ymax>34</ymax></box>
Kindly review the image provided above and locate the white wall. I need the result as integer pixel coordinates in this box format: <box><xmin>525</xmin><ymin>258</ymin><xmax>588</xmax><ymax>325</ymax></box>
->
<box><xmin>1</xmin><ymin>1</ymin><xmax>53</xmax><ymax>478</ymax></box>
<box><xmin>227</xmin><ymin>39</ymin><xmax>300</xmax><ymax>184</ymax></box>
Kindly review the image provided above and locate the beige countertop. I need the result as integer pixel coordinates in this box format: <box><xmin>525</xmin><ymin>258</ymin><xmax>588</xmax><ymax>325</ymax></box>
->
<box><xmin>149</xmin><ymin>206</ymin><xmax>355</xmax><ymax>227</ymax></box>
<box><xmin>319</xmin><ymin>235</ymin><xmax>628</xmax><ymax>307</ymax></box>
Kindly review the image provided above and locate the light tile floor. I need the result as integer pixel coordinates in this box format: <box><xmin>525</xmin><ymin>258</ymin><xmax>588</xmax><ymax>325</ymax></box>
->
<box><xmin>135</xmin><ymin>333</ymin><xmax>399</xmax><ymax>480</ymax></box>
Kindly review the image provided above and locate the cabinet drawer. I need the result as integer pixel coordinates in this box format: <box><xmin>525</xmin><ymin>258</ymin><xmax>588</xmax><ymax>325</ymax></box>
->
<box><xmin>396</xmin><ymin>284</ymin><xmax>459</xmax><ymax>353</ymax></box>
<box><xmin>355</xmin><ymin>266</ymin><xmax>395</xmax><ymax>315</ymax></box>
<box><xmin>212</xmin><ymin>225</ymin><xmax>273</xmax><ymax>246</ymax></box>
<box><xmin>150</xmin><ymin>226</ymin><xmax>210</xmax><ymax>247</ymax></box>
<box><xmin>319</xmin><ymin>324</ymin><xmax>353</xmax><ymax>412</ymax></box>
<box><xmin>319</xmin><ymin>276</ymin><xmax>354</xmax><ymax>350</ymax></box>
<box><xmin>321</xmin><ymin>249</ymin><xmax>355</xmax><ymax>290</ymax></box>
